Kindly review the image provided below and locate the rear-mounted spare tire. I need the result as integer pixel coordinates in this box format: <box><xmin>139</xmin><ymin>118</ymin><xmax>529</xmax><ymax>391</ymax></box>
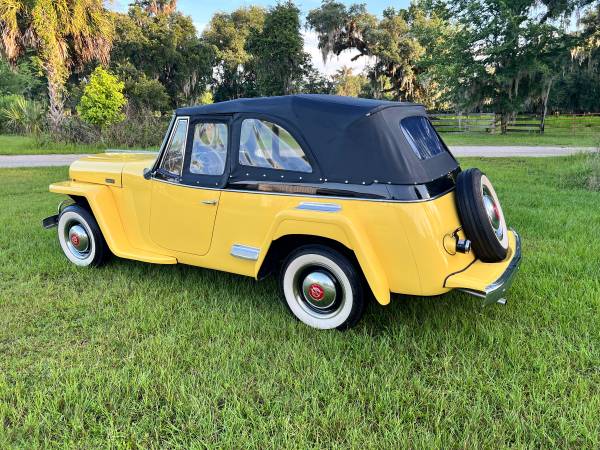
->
<box><xmin>455</xmin><ymin>168</ymin><xmax>509</xmax><ymax>262</ymax></box>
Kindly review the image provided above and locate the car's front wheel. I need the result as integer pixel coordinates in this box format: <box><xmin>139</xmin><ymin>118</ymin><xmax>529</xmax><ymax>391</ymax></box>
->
<box><xmin>279</xmin><ymin>245</ymin><xmax>365</xmax><ymax>330</ymax></box>
<box><xmin>57</xmin><ymin>204</ymin><xmax>109</xmax><ymax>267</ymax></box>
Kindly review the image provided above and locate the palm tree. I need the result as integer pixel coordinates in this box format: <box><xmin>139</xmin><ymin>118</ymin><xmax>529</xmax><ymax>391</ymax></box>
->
<box><xmin>136</xmin><ymin>0</ymin><xmax>178</xmax><ymax>16</ymax></box>
<box><xmin>0</xmin><ymin>0</ymin><xmax>112</xmax><ymax>128</ymax></box>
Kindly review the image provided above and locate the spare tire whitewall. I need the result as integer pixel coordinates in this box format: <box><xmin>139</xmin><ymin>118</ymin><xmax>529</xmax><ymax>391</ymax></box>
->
<box><xmin>455</xmin><ymin>168</ymin><xmax>509</xmax><ymax>262</ymax></box>
<box><xmin>480</xmin><ymin>174</ymin><xmax>509</xmax><ymax>249</ymax></box>
<box><xmin>279</xmin><ymin>245</ymin><xmax>365</xmax><ymax>330</ymax></box>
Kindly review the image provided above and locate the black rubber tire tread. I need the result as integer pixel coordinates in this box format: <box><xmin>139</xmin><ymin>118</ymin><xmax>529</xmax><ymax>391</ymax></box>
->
<box><xmin>455</xmin><ymin>168</ymin><xmax>508</xmax><ymax>263</ymax></box>
<box><xmin>60</xmin><ymin>205</ymin><xmax>110</xmax><ymax>267</ymax></box>
<box><xmin>279</xmin><ymin>244</ymin><xmax>365</xmax><ymax>330</ymax></box>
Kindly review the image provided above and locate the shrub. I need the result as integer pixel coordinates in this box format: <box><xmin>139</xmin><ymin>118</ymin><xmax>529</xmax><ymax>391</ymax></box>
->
<box><xmin>54</xmin><ymin>106</ymin><xmax>169</xmax><ymax>149</ymax></box>
<box><xmin>77</xmin><ymin>67</ymin><xmax>127</xmax><ymax>129</ymax></box>
<box><xmin>54</xmin><ymin>115</ymin><xmax>101</xmax><ymax>145</ymax></box>
<box><xmin>102</xmin><ymin>107</ymin><xmax>171</xmax><ymax>149</ymax></box>
<box><xmin>0</xmin><ymin>95</ymin><xmax>46</xmax><ymax>135</ymax></box>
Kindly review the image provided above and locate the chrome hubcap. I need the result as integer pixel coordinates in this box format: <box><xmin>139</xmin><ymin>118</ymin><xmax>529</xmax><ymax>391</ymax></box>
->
<box><xmin>301</xmin><ymin>271</ymin><xmax>337</xmax><ymax>310</ymax></box>
<box><xmin>291</xmin><ymin>265</ymin><xmax>343</xmax><ymax>317</ymax></box>
<box><xmin>65</xmin><ymin>223</ymin><xmax>90</xmax><ymax>258</ymax></box>
<box><xmin>482</xmin><ymin>186</ymin><xmax>503</xmax><ymax>238</ymax></box>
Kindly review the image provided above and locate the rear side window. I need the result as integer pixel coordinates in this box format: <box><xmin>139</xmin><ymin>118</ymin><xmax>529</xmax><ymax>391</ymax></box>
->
<box><xmin>400</xmin><ymin>116</ymin><xmax>447</xmax><ymax>160</ymax></box>
<box><xmin>239</xmin><ymin>119</ymin><xmax>312</xmax><ymax>173</ymax></box>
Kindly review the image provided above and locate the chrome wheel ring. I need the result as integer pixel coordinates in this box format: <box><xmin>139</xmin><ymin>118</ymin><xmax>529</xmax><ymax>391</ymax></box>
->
<box><xmin>480</xmin><ymin>175</ymin><xmax>509</xmax><ymax>248</ymax></box>
<box><xmin>482</xmin><ymin>186</ymin><xmax>502</xmax><ymax>238</ymax></box>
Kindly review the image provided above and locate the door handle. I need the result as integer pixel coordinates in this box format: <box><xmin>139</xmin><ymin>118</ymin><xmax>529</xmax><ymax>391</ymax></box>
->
<box><xmin>201</xmin><ymin>199</ymin><xmax>218</xmax><ymax>205</ymax></box>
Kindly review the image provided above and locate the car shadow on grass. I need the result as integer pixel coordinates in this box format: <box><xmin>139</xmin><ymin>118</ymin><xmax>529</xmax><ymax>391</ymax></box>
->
<box><xmin>103</xmin><ymin>255</ymin><xmax>492</xmax><ymax>339</ymax></box>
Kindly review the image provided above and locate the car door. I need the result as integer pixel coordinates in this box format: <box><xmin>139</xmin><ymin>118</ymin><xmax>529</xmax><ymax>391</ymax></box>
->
<box><xmin>149</xmin><ymin>116</ymin><xmax>230</xmax><ymax>256</ymax></box>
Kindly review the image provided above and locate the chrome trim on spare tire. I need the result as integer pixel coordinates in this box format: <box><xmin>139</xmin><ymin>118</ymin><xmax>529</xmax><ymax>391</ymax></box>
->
<box><xmin>230</xmin><ymin>244</ymin><xmax>260</xmax><ymax>260</ymax></box>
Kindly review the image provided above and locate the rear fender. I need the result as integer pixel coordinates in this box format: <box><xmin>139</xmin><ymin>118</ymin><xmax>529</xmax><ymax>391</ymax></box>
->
<box><xmin>256</xmin><ymin>208</ymin><xmax>390</xmax><ymax>305</ymax></box>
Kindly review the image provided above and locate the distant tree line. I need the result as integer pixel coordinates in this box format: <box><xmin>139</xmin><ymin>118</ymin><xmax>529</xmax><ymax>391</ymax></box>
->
<box><xmin>0</xmin><ymin>0</ymin><xmax>599</xmax><ymax>139</ymax></box>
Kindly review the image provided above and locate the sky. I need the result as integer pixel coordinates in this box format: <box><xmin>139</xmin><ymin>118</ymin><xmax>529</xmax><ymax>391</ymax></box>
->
<box><xmin>109</xmin><ymin>0</ymin><xmax>411</xmax><ymax>75</ymax></box>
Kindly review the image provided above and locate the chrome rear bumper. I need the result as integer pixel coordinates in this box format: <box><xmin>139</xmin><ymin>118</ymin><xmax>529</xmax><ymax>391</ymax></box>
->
<box><xmin>460</xmin><ymin>231</ymin><xmax>522</xmax><ymax>306</ymax></box>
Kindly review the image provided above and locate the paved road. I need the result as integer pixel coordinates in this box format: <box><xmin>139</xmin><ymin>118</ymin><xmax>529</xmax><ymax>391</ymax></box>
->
<box><xmin>0</xmin><ymin>146</ymin><xmax>597</xmax><ymax>168</ymax></box>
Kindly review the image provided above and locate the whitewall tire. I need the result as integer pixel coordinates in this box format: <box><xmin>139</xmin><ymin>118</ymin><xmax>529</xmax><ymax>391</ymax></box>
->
<box><xmin>279</xmin><ymin>245</ymin><xmax>365</xmax><ymax>330</ymax></box>
<box><xmin>57</xmin><ymin>205</ymin><xmax>109</xmax><ymax>267</ymax></box>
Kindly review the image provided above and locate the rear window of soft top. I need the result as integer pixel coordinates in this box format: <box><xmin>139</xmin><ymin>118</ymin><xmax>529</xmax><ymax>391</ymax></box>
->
<box><xmin>400</xmin><ymin>116</ymin><xmax>447</xmax><ymax>160</ymax></box>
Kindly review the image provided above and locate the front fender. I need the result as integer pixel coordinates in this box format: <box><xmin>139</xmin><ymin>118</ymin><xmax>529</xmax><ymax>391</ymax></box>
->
<box><xmin>49</xmin><ymin>181</ymin><xmax>176</xmax><ymax>264</ymax></box>
<box><xmin>255</xmin><ymin>207</ymin><xmax>391</xmax><ymax>305</ymax></box>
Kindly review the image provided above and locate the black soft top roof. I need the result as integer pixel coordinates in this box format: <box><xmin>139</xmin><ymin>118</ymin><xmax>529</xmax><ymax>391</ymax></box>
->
<box><xmin>176</xmin><ymin>95</ymin><xmax>458</xmax><ymax>185</ymax></box>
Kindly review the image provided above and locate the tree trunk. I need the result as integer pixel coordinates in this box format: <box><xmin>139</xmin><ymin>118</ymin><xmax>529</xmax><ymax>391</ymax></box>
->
<box><xmin>47</xmin><ymin>76</ymin><xmax>65</xmax><ymax>132</ymax></box>
<box><xmin>500</xmin><ymin>112</ymin><xmax>509</xmax><ymax>134</ymax></box>
<box><xmin>540</xmin><ymin>79</ymin><xmax>553</xmax><ymax>135</ymax></box>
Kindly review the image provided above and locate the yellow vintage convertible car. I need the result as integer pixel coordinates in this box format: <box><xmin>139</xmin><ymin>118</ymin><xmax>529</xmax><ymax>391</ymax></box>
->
<box><xmin>44</xmin><ymin>95</ymin><xmax>521</xmax><ymax>330</ymax></box>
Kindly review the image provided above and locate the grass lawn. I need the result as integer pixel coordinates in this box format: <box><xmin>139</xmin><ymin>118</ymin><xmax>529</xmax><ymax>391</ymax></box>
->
<box><xmin>441</xmin><ymin>130</ymin><xmax>600</xmax><ymax>147</ymax></box>
<box><xmin>0</xmin><ymin>135</ymin><xmax>159</xmax><ymax>156</ymax></box>
<box><xmin>0</xmin><ymin>135</ymin><xmax>107</xmax><ymax>155</ymax></box>
<box><xmin>1</xmin><ymin>157</ymin><xmax>599</xmax><ymax>447</ymax></box>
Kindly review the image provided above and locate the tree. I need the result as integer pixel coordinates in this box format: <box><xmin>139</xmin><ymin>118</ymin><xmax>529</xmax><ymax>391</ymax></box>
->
<box><xmin>442</xmin><ymin>0</ymin><xmax>580</xmax><ymax>131</ymax></box>
<box><xmin>203</xmin><ymin>6</ymin><xmax>266</xmax><ymax>101</ymax></box>
<box><xmin>134</xmin><ymin>0</ymin><xmax>178</xmax><ymax>16</ymax></box>
<box><xmin>0</xmin><ymin>0</ymin><xmax>112</xmax><ymax>128</ymax></box>
<box><xmin>0</xmin><ymin>58</ymin><xmax>43</xmax><ymax>97</ymax></box>
<box><xmin>111</xmin><ymin>5</ymin><xmax>214</xmax><ymax>109</ymax></box>
<box><xmin>331</xmin><ymin>66</ymin><xmax>367</xmax><ymax>97</ymax></box>
<box><xmin>297</xmin><ymin>62</ymin><xmax>335</xmax><ymax>94</ymax></box>
<box><xmin>306</xmin><ymin>1</ymin><xmax>449</xmax><ymax>106</ymax></box>
<box><xmin>551</xmin><ymin>4</ymin><xmax>600</xmax><ymax>112</ymax></box>
<box><xmin>77</xmin><ymin>66</ymin><xmax>126</xmax><ymax>129</ymax></box>
<box><xmin>247</xmin><ymin>2</ymin><xmax>308</xmax><ymax>96</ymax></box>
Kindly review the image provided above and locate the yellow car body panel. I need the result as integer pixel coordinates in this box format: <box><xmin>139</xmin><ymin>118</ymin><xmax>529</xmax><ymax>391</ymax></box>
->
<box><xmin>48</xmin><ymin>152</ymin><xmax>520</xmax><ymax>306</ymax></box>
<box><xmin>69</xmin><ymin>153</ymin><xmax>155</xmax><ymax>187</ymax></box>
<box><xmin>49</xmin><ymin>179</ymin><xmax>176</xmax><ymax>265</ymax></box>
<box><xmin>444</xmin><ymin>230</ymin><xmax>519</xmax><ymax>292</ymax></box>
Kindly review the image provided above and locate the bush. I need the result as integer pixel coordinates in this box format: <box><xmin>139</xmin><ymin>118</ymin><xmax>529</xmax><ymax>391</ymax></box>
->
<box><xmin>102</xmin><ymin>107</ymin><xmax>170</xmax><ymax>149</ymax></box>
<box><xmin>0</xmin><ymin>95</ymin><xmax>46</xmax><ymax>135</ymax></box>
<box><xmin>77</xmin><ymin>67</ymin><xmax>127</xmax><ymax>129</ymax></box>
<box><xmin>53</xmin><ymin>115</ymin><xmax>101</xmax><ymax>145</ymax></box>
<box><xmin>54</xmin><ymin>106</ymin><xmax>169</xmax><ymax>149</ymax></box>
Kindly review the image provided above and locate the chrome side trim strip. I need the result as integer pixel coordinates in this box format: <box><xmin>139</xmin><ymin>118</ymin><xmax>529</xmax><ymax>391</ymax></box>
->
<box><xmin>231</xmin><ymin>244</ymin><xmax>260</xmax><ymax>261</ymax></box>
<box><xmin>296</xmin><ymin>202</ymin><xmax>341</xmax><ymax>212</ymax></box>
<box><xmin>151</xmin><ymin>177</ymin><xmax>455</xmax><ymax>204</ymax></box>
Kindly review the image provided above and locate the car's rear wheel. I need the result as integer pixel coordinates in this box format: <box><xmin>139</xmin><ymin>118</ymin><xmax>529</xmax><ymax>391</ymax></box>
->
<box><xmin>57</xmin><ymin>205</ymin><xmax>109</xmax><ymax>267</ymax></box>
<box><xmin>279</xmin><ymin>245</ymin><xmax>365</xmax><ymax>330</ymax></box>
<box><xmin>456</xmin><ymin>168</ymin><xmax>509</xmax><ymax>262</ymax></box>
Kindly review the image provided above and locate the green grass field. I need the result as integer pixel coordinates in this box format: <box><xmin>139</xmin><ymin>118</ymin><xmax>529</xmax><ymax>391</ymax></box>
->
<box><xmin>0</xmin><ymin>135</ymin><xmax>108</xmax><ymax>155</ymax></box>
<box><xmin>438</xmin><ymin>114</ymin><xmax>600</xmax><ymax>147</ymax></box>
<box><xmin>441</xmin><ymin>131</ymin><xmax>600</xmax><ymax>147</ymax></box>
<box><xmin>1</xmin><ymin>157</ymin><xmax>599</xmax><ymax>447</ymax></box>
<box><xmin>0</xmin><ymin>135</ymin><xmax>159</xmax><ymax>156</ymax></box>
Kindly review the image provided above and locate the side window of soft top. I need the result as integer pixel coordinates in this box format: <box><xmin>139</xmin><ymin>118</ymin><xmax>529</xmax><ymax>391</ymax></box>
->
<box><xmin>239</xmin><ymin>119</ymin><xmax>312</xmax><ymax>173</ymax></box>
<box><xmin>159</xmin><ymin>118</ymin><xmax>188</xmax><ymax>175</ymax></box>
